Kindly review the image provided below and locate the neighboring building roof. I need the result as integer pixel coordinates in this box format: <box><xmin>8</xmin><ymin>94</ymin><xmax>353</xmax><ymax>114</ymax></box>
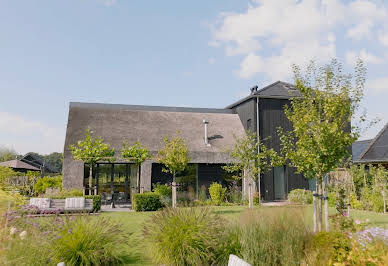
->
<box><xmin>358</xmin><ymin>123</ymin><xmax>388</xmax><ymax>163</ymax></box>
<box><xmin>352</xmin><ymin>139</ymin><xmax>372</xmax><ymax>162</ymax></box>
<box><xmin>64</xmin><ymin>102</ymin><xmax>246</xmax><ymax>163</ymax></box>
<box><xmin>21</xmin><ymin>153</ymin><xmax>58</xmax><ymax>173</ymax></box>
<box><xmin>0</xmin><ymin>159</ymin><xmax>40</xmax><ymax>171</ymax></box>
<box><xmin>225</xmin><ymin>81</ymin><xmax>301</xmax><ymax>109</ymax></box>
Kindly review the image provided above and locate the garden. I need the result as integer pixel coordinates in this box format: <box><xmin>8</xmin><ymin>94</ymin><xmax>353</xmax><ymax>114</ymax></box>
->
<box><xmin>1</xmin><ymin>60</ymin><xmax>388</xmax><ymax>265</ymax></box>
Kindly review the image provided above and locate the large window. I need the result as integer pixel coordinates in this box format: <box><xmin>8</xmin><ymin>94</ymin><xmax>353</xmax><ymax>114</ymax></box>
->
<box><xmin>84</xmin><ymin>163</ymin><xmax>133</xmax><ymax>203</ymax></box>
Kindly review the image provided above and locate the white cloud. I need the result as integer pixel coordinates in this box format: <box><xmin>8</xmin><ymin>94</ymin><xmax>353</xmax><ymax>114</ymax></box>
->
<box><xmin>345</xmin><ymin>49</ymin><xmax>384</xmax><ymax>65</ymax></box>
<box><xmin>0</xmin><ymin>112</ymin><xmax>64</xmax><ymax>154</ymax></box>
<box><xmin>366</xmin><ymin>77</ymin><xmax>388</xmax><ymax>95</ymax></box>
<box><xmin>211</xmin><ymin>0</ymin><xmax>388</xmax><ymax>80</ymax></box>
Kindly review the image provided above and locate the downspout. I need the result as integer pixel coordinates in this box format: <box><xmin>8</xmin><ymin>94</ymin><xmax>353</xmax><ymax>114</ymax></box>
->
<box><xmin>256</xmin><ymin>96</ymin><xmax>261</xmax><ymax>201</ymax></box>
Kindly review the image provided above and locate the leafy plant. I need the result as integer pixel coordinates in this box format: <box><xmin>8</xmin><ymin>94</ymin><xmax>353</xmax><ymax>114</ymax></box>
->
<box><xmin>156</xmin><ymin>133</ymin><xmax>190</xmax><ymax>208</ymax></box>
<box><xmin>53</xmin><ymin>216</ymin><xmax>133</xmax><ymax>265</ymax></box>
<box><xmin>198</xmin><ymin>184</ymin><xmax>208</xmax><ymax>202</ymax></box>
<box><xmin>133</xmin><ymin>192</ymin><xmax>163</xmax><ymax>211</ymax></box>
<box><xmin>223</xmin><ymin>131</ymin><xmax>282</xmax><ymax>208</ymax></box>
<box><xmin>288</xmin><ymin>189</ymin><xmax>313</xmax><ymax>205</ymax></box>
<box><xmin>143</xmin><ymin>207</ymin><xmax>225</xmax><ymax>265</ymax></box>
<box><xmin>153</xmin><ymin>183</ymin><xmax>172</xmax><ymax>205</ymax></box>
<box><xmin>209</xmin><ymin>182</ymin><xmax>226</xmax><ymax>205</ymax></box>
<box><xmin>278</xmin><ymin>59</ymin><xmax>369</xmax><ymax>231</ymax></box>
<box><xmin>34</xmin><ymin>176</ymin><xmax>62</xmax><ymax>195</ymax></box>
<box><xmin>70</xmin><ymin>129</ymin><xmax>115</xmax><ymax>195</ymax></box>
<box><xmin>237</xmin><ymin>207</ymin><xmax>309</xmax><ymax>266</ymax></box>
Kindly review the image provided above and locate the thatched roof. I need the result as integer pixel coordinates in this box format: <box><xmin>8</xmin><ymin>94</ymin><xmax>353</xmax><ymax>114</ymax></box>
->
<box><xmin>64</xmin><ymin>102</ymin><xmax>246</xmax><ymax>163</ymax></box>
<box><xmin>0</xmin><ymin>159</ymin><xmax>40</xmax><ymax>171</ymax></box>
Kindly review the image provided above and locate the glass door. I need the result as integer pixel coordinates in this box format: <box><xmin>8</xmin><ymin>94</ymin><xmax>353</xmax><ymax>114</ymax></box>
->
<box><xmin>274</xmin><ymin>166</ymin><xmax>285</xmax><ymax>200</ymax></box>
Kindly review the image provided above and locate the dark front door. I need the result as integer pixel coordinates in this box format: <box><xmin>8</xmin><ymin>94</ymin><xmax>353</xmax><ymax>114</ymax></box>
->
<box><xmin>274</xmin><ymin>166</ymin><xmax>285</xmax><ymax>200</ymax></box>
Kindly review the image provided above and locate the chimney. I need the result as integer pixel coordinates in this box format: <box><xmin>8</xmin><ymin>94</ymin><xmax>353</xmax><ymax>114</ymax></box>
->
<box><xmin>203</xmin><ymin>119</ymin><xmax>210</xmax><ymax>146</ymax></box>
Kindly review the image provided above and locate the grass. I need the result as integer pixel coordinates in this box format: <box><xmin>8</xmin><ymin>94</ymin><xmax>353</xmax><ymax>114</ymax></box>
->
<box><xmin>102</xmin><ymin>205</ymin><xmax>388</xmax><ymax>265</ymax></box>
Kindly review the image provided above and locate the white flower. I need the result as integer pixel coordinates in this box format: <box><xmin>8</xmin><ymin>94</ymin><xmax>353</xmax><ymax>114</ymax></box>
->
<box><xmin>19</xmin><ymin>231</ymin><xmax>27</xmax><ymax>240</ymax></box>
<box><xmin>10</xmin><ymin>227</ymin><xmax>17</xmax><ymax>235</ymax></box>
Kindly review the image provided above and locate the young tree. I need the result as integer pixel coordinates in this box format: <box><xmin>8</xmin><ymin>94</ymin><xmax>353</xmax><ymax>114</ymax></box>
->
<box><xmin>156</xmin><ymin>134</ymin><xmax>190</xmax><ymax>208</ymax></box>
<box><xmin>121</xmin><ymin>141</ymin><xmax>152</xmax><ymax>193</ymax></box>
<box><xmin>370</xmin><ymin>164</ymin><xmax>388</xmax><ymax>213</ymax></box>
<box><xmin>223</xmin><ymin>131</ymin><xmax>282</xmax><ymax>208</ymax></box>
<box><xmin>279</xmin><ymin>59</ymin><xmax>368</xmax><ymax>232</ymax></box>
<box><xmin>70</xmin><ymin>129</ymin><xmax>115</xmax><ymax>195</ymax></box>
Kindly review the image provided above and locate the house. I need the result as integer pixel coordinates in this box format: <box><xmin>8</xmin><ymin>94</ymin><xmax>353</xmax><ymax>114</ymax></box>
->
<box><xmin>353</xmin><ymin>123</ymin><xmax>388</xmax><ymax>168</ymax></box>
<box><xmin>0</xmin><ymin>153</ymin><xmax>58</xmax><ymax>174</ymax></box>
<box><xmin>0</xmin><ymin>159</ymin><xmax>40</xmax><ymax>172</ymax></box>
<box><xmin>62</xmin><ymin>81</ymin><xmax>310</xmax><ymax>202</ymax></box>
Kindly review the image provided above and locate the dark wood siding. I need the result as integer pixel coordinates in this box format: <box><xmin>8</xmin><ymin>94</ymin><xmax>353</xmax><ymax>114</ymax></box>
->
<box><xmin>232</xmin><ymin>98</ymin><xmax>257</xmax><ymax>133</ymax></box>
<box><xmin>259</xmin><ymin>98</ymin><xmax>309</xmax><ymax>200</ymax></box>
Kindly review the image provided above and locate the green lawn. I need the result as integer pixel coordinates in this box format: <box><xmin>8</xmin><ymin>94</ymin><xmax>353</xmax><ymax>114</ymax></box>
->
<box><xmin>102</xmin><ymin>205</ymin><xmax>388</xmax><ymax>265</ymax></box>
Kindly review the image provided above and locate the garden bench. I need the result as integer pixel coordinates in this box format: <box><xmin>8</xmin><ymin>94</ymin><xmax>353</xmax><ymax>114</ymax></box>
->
<box><xmin>29</xmin><ymin>197</ymin><xmax>93</xmax><ymax>213</ymax></box>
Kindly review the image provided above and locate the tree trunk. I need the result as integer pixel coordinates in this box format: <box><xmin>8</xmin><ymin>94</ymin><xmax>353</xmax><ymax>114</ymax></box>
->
<box><xmin>317</xmin><ymin>180</ymin><xmax>322</xmax><ymax>232</ymax></box>
<box><xmin>172</xmin><ymin>173</ymin><xmax>177</xmax><ymax>209</ymax></box>
<box><xmin>248</xmin><ymin>182</ymin><xmax>253</xmax><ymax>208</ymax></box>
<box><xmin>89</xmin><ymin>164</ymin><xmax>93</xmax><ymax>195</ymax></box>
<box><xmin>138</xmin><ymin>165</ymin><xmax>142</xmax><ymax>193</ymax></box>
<box><xmin>323</xmin><ymin>184</ymin><xmax>329</xmax><ymax>232</ymax></box>
<box><xmin>313</xmin><ymin>189</ymin><xmax>317</xmax><ymax>233</ymax></box>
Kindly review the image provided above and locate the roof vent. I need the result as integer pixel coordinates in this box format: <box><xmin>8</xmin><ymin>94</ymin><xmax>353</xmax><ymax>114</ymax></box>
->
<box><xmin>250</xmin><ymin>85</ymin><xmax>258</xmax><ymax>95</ymax></box>
<box><xmin>203</xmin><ymin>119</ymin><xmax>211</xmax><ymax>147</ymax></box>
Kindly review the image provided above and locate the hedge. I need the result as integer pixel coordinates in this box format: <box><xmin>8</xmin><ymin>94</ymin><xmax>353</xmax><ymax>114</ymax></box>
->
<box><xmin>133</xmin><ymin>192</ymin><xmax>164</xmax><ymax>211</ymax></box>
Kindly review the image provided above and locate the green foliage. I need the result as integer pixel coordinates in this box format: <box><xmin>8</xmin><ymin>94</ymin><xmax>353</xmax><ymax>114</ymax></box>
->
<box><xmin>156</xmin><ymin>133</ymin><xmax>190</xmax><ymax>178</ymax></box>
<box><xmin>328</xmin><ymin>191</ymin><xmax>337</xmax><ymax>207</ymax></box>
<box><xmin>70</xmin><ymin>128</ymin><xmax>115</xmax><ymax>165</ymax></box>
<box><xmin>153</xmin><ymin>183</ymin><xmax>172</xmax><ymax>205</ymax></box>
<box><xmin>0</xmin><ymin>146</ymin><xmax>17</xmax><ymax>162</ymax></box>
<box><xmin>43</xmin><ymin>152</ymin><xmax>63</xmax><ymax>172</ymax></box>
<box><xmin>85</xmin><ymin>195</ymin><xmax>101</xmax><ymax>212</ymax></box>
<box><xmin>133</xmin><ymin>192</ymin><xmax>164</xmax><ymax>211</ymax></box>
<box><xmin>346</xmin><ymin>239</ymin><xmax>388</xmax><ymax>265</ymax></box>
<box><xmin>223</xmin><ymin>131</ymin><xmax>282</xmax><ymax>182</ymax></box>
<box><xmin>253</xmin><ymin>192</ymin><xmax>260</xmax><ymax>205</ymax></box>
<box><xmin>33</xmin><ymin>175</ymin><xmax>62</xmax><ymax>195</ymax></box>
<box><xmin>209</xmin><ymin>182</ymin><xmax>226</xmax><ymax>205</ymax></box>
<box><xmin>52</xmin><ymin>216</ymin><xmax>132</xmax><ymax>265</ymax></box>
<box><xmin>330</xmin><ymin>213</ymin><xmax>357</xmax><ymax>232</ymax></box>
<box><xmin>350</xmin><ymin>192</ymin><xmax>362</xmax><ymax>210</ymax></box>
<box><xmin>0</xmin><ymin>166</ymin><xmax>20</xmax><ymax>185</ymax></box>
<box><xmin>304</xmin><ymin>231</ymin><xmax>351</xmax><ymax>265</ymax></box>
<box><xmin>288</xmin><ymin>189</ymin><xmax>313</xmax><ymax>204</ymax></box>
<box><xmin>143</xmin><ymin>207</ymin><xmax>225</xmax><ymax>265</ymax></box>
<box><xmin>279</xmin><ymin>60</ymin><xmax>367</xmax><ymax>181</ymax></box>
<box><xmin>236</xmin><ymin>208</ymin><xmax>309</xmax><ymax>266</ymax></box>
<box><xmin>121</xmin><ymin>141</ymin><xmax>151</xmax><ymax>165</ymax></box>
<box><xmin>336</xmin><ymin>187</ymin><xmax>347</xmax><ymax>214</ymax></box>
<box><xmin>47</xmin><ymin>189</ymin><xmax>84</xmax><ymax>198</ymax></box>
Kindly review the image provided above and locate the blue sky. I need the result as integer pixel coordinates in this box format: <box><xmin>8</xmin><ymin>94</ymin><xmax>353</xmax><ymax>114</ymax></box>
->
<box><xmin>0</xmin><ymin>0</ymin><xmax>387</xmax><ymax>154</ymax></box>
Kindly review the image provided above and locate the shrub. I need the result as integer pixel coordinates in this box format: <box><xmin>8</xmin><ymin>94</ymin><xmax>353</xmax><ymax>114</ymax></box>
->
<box><xmin>47</xmin><ymin>189</ymin><xmax>84</xmax><ymax>199</ymax></box>
<box><xmin>143</xmin><ymin>207</ymin><xmax>225</xmax><ymax>265</ymax></box>
<box><xmin>133</xmin><ymin>192</ymin><xmax>163</xmax><ymax>211</ymax></box>
<box><xmin>350</xmin><ymin>192</ymin><xmax>362</xmax><ymax>210</ymax></box>
<box><xmin>361</xmin><ymin>187</ymin><xmax>386</xmax><ymax>212</ymax></box>
<box><xmin>53</xmin><ymin>216</ymin><xmax>133</xmax><ymax>265</ymax></box>
<box><xmin>253</xmin><ymin>192</ymin><xmax>260</xmax><ymax>205</ymax></box>
<box><xmin>209</xmin><ymin>182</ymin><xmax>226</xmax><ymax>205</ymax></box>
<box><xmin>304</xmin><ymin>231</ymin><xmax>351</xmax><ymax>265</ymax></box>
<box><xmin>34</xmin><ymin>176</ymin><xmax>62</xmax><ymax>195</ymax></box>
<box><xmin>85</xmin><ymin>195</ymin><xmax>101</xmax><ymax>212</ymax></box>
<box><xmin>237</xmin><ymin>207</ymin><xmax>309</xmax><ymax>266</ymax></box>
<box><xmin>226</xmin><ymin>181</ymin><xmax>242</xmax><ymax>204</ymax></box>
<box><xmin>153</xmin><ymin>183</ymin><xmax>172</xmax><ymax>205</ymax></box>
<box><xmin>328</xmin><ymin>191</ymin><xmax>336</xmax><ymax>207</ymax></box>
<box><xmin>288</xmin><ymin>189</ymin><xmax>313</xmax><ymax>204</ymax></box>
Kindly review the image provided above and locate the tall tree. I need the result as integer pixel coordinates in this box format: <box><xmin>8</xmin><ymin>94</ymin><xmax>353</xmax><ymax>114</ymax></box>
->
<box><xmin>156</xmin><ymin>134</ymin><xmax>190</xmax><ymax>208</ymax></box>
<box><xmin>278</xmin><ymin>59</ymin><xmax>368</xmax><ymax>232</ymax></box>
<box><xmin>121</xmin><ymin>141</ymin><xmax>151</xmax><ymax>193</ymax></box>
<box><xmin>0</xmin><ymin>147</ymin><xmax>17</xmax><ymax>162</ymax></box>
<box><xmin>223</xmin><ymin>131</ymin><xmax>282</xmax><ymax>208</ymax></box>
<box><xmin>70</xmin><ymin>129</ymin><xmax>115</xmax><ymax>195</ymax></box>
